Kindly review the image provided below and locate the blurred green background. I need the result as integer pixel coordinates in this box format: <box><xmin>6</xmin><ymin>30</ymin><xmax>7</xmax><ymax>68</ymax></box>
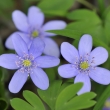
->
<box><xmin>0</xmin><ymin>0</ymin><xmax>110</xmax><ymax>110</ymax></box>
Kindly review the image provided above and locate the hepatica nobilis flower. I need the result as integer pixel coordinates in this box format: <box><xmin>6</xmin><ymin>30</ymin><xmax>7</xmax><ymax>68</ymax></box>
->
<box><xmin>0</xmin><ymin>35</ymin><xmax>60</xmax><ymax>93</ymax></box>
<box><xmin>58</xmin><ymin>34</ymin><xmax>110</xmax><ymax>95</ymax></box>
<box><xmin>5</xmin><ymin>6</ymin><xmax>66</xmax><ymax>57</ymax></box>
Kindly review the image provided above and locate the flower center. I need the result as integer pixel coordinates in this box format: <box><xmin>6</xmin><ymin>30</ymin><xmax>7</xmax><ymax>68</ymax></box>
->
<box><xmin>80</xmin><ymin>61</ymin><xmax>89</xmax><ymax>70</ymax></box>
<box><xmin>32</xmin><ymin>31</ymin><xmax>39</xmax><ymax>37</ymax></box>
<box><xmin>23</xmin><ymin>60</ymin><xmax>31</xmax><ymax>67</ymax></box>
<box><xmin>16</xmin><ymin>53</ymin><xmax>37</xmax><ymax>73</ymax></box>
<box><xmin>73</xmin><ymin>54</ymin><xmax>95</xmax><ymax>74</ymax></box>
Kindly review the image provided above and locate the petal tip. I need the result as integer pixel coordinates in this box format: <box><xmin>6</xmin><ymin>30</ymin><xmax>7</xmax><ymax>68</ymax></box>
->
<box><xmin>61</xmin><ymin>42</ymin><xmax>70</xmax><ymax>48</ymax></box>
<box><xmin>82</xmin><ymin>34</ymin><xmax>92</xmax><ymax>38</ymax></box>
<box><xmin>28</xmin><ymin>6</ymin><xmax>41</xmax><ymax>12</ymax></box>
<box><xmin>40</xmin><ymin>84</ymin><xmax>49</xmax><ymax>90</ymax></box>
<box><xmin>9</xmin><ymin>84</ymin><xmax>19</xmax><ymax>94</ymax></box>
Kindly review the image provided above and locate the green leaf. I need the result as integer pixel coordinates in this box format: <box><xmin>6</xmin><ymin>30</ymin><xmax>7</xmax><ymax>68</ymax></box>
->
<box><xmin>67</xmin><ymin>21</ymin><xmax>108</xmax><ymax>43</ymax></box>
<box><xmin>38</xmin><ymin>0</ymin><xmax>75</xmax><ymax>11</ymax></box>
<box><xmin>67</xmin><ymin>9</ymin><xmax>101</xmax><ymax>24</ymax></box>
<box><xmin>23</xmin><ymin>90</ymin><xmax>45</xmax><ymax>110</ymax></box>
<box><xmin>37</xmin><ymin>80</ymin><xmax>62</xmax><ymax>110</ymax></box>
<box><xmin>104</xmin><ymin>10</ymin><xmax>110</xmax><ymax>43</ymax></box>
<box><xmin>38</xmin><ymin>0</ymin><xmax>75</xmax><ymax>16</ymax></box>
<box><xmin>93</xmin><ymin>85</ymin><xmax>110</xmax><ymax>110</ymax></box>
<box><xmin>44</xmin><ymin>66</ymin><xmax>58</xmax><ymax>82</ymax></box>
<box><xmin>58</xmin><ymin>82</ymin><xmax>73</xmax><ymax>93</ymax></box>
<box><xmin>72</xmin><ymin>40</ymin><xmax>79</xmax><ymax>48</ymax></box>
<box><xmin>41</xmin><ymin>10</ymin><xmax>66</xmax><ymax>17</ymax></box>
<box><xmin>66</xmin><ymin>21</ymin><xmax>106</xmax><ymax>43</ymax></box>
<box><xmin>48</xmin><ymin>29</ymin><xmax>110</xmax><ymax>54</ymax></box>
<box><xmin>97</xmin><ymin>0</ymin><xmax>105</xmax><ymax>14</ymax></box>
<box><xmin>11</xmin><ymin>98</ymin><xmax>34</xmax><ymax>110</ymax></box>
<box><xmin>11</xmin><ymin>90</ymin><xmax>45</xmax><ymax>110</ymax></box>
<box><xmin>55</xmin><ymin>83</ymin><xmax>96</xmax><ymax>110</ymax></box>
<box><xmin>48</xmin><ymin>29</ymin><xmax>83</xmax><ymax>40</ymax></box>
<box><xmin>66</xmin><ymin>92</ymin><xmax>96</xmax><ymax>110</ymax></box>
<box><xmin>67</xmin><ymin>21</ymin><xmax>96</xmax><ymax>30</ymax></box>
<box><xmin>102</xmin><ymin>5</ymin><xmax>110</xmax><ymax>19</ymax></box>
<box><xmin>103</xmin><ymin>21</ymin><xmax>110</xmax><ymax>44</ymax></box>
<box><xmin>55</xmin><ymin>83</ymin><xmax>83</xmax><ymax>109</ymax></box>
<box><xmin>102</xmin><ymin>55</ymin><xmax>110</xmax><ymax>69</ymax></box>
<box><xmin>67</xmin><ymin>21</ymin><xmax>110</xmax><ymax>49</ymax></box>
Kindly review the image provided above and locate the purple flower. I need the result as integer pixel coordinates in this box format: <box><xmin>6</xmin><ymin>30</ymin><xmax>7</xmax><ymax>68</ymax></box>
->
<box><xmin>5</xmin><ymin>6</ymin><xmax>66</xmax><ymax>57</ymax></box>
<box><xmin>0</xmin><ymin>35</ymin><xmax>60</xmax><ymax>93</ymax></box>
<box><xmin>58</xmin><ymin>34</ymin><xmax>110</xmax><ymax>95</ymax></box>
<box><xmin>103</xmin><ymin>98</ymin><xmax>110</xmax><ymax>110</ymax></box>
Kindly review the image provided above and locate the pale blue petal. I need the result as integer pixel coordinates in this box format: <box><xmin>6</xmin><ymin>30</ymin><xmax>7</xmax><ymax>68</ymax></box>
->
<box><xmin>35</xmin><ymin>56</ymin><xmax>60</xmax><ymax>68</ymax></box>
<box><xmin>5</xmin><ymin>32</ymin><xmax>31</xmax><ymax>50</ymax></box>
<box><xmin>90</xmin><ymin>47</ymin><xmax>108</xmax><ymax>66</ymax></box>
<box><xmin>43</xmin><ymin>20</ymin><xmax>66</xmax><ymax>36</ymax></box>
<box><xmin>89</xmin><ymin>67</ymin><xmax>110</xmax><ymax>85</ymax></box>
<box><xmin>5</xmin><ymin>33</ymin><xmax>15</xmax><ymax>49</ymax></box>
<box><xmin>28</xmin><ymin>6</ymin><xmax>44</xmax><ymax>27</ymax></box>
<box><xmin>58</xmin><ymin>64</ymin><xmax>78</xmax><ymax>78</ymax></box>
<box><xmin>78</xmin><ymin>34</ymin><xmax>92</xmax><ymax>56</ymax></box>
<box><xmin>74</xmin><ymin>73</ymin><xmax>91</xmax><ymax>95</ymax></box>
<box><xmin>103</xmin><ymin>108</ymin><xmax>110</xmax><ymax>110</ymax></box>
<box><xmin>16</xmin><ymin>32</ymin><xmax>32</xmax><ymax>49</ymax></box>
<box><xmin>12</xmin><ymin>34</ymin><xmax>28</xmax><ymax>57</ymax></box>
<box><xmin>61</xmin><ymin>42</ymin><xmax>79</xmax><ymax>64</ymax></box>
<box><xmin>30</xmin><ymin>68</ymin><xmax>49</xmax><ymax>90</ymax></box>
<box><xmin>43</xmin><ymin>38</ymin><xmax>60</xmax><ymax>57</ymax></box>
<box><xmin>0</xmin><ymin>54</ymin><xmax>18</xmax><ymax>69</ymax></box>
<box><xmin>29</xmin><ymin>37</ymin><xmax>44</xmax><ymax>58</ymax></box>
<box><xmin>9</xmin><ymin>70</ymin><xmax>28</xmax><ymax>93</ymax></box>
<box><xmin>17</xmin><ymin>32</ymin><xmax>31</xmax><ymax>45</ymax></box>
<box><xmin>12</xmin><ymin>10</ymin><xmax>29</xmax><ymax>32</ymax></box>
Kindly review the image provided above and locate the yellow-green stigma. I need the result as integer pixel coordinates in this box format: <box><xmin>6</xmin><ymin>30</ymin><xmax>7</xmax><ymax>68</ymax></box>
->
<box><xmin>32</xmin><ymin>31</ymin><xmax>39</xmax><ymax>37</ymax></box>
<box><xmin>80</xmin><ymin>61</ymin><xmax>89</xmax><ymax>70</ymax></box>
<box><xmin>23</xmin><ymin>60</ymin><xmax>31</xmax><ymax>67</ymax></box>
